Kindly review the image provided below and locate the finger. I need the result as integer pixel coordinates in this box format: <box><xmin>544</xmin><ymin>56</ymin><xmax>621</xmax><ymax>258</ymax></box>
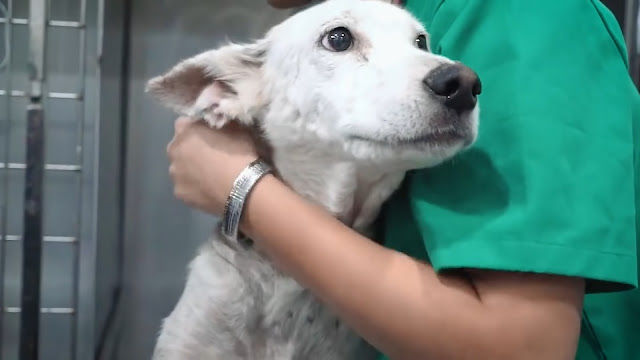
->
<box><xmin>168</xmin><ymin>163</ymin><xmax>177</xmax><ymax>178</ymax></box>
<box><xmin>175</xmin><ymin>116</ymin><xmax>192</xmax><ymax>133</ymax></box>
<box><xmin>166</xmin><ymin>140</ymin><xmax>173</xmax><ymax>158</ymax></box>
<box><xmin>166</xmin><ymin>137</ymin><xmax>179</xmax><ymax>159</ymax></box>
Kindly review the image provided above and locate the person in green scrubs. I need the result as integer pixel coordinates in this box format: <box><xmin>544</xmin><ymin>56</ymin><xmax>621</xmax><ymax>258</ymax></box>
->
<box><xmin>166</xmin><ymin>0</ymin><xmax>639</xmax><ymax>358</ymax></box>
<box><xmin>379</xmin><ymin>1</ymin><xmax>640</xmax><ymax>359</ymax></box>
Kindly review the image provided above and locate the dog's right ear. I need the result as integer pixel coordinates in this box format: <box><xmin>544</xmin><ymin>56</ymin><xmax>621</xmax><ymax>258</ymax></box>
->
<box><xmin>145</xmin><ymin>40</ymin><xmax>268</xmax><ymax>128</ymax></box>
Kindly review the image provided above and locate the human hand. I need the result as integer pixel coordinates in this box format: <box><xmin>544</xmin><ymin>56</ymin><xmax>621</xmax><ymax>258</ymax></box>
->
<box><xmin>166</xmin><ymin>117</ymin><xmax>258</xmax><ymax>215</ymax></box>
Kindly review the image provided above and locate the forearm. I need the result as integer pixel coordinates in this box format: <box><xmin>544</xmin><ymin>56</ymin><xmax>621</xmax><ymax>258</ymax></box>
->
<box><xmin>239</xmin><ymin>175</ymin><xmax>532</xmax><ymax>359</ymax></box>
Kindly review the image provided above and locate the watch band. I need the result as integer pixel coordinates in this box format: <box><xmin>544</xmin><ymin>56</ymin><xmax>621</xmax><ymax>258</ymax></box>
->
<box><xmin>221</xmin><ymin>158</ymin><xmax>273</xmax><ymax>242</ymax></box>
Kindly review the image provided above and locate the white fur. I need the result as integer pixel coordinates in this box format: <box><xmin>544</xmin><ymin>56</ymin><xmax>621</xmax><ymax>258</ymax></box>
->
<box><xmin>146</xmin><ymin>0</ymin><xmax>480</xmax><ymax>359</ymax></box>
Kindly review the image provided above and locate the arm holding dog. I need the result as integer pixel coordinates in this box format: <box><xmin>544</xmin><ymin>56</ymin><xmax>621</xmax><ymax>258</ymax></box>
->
<box><xmin>241</xmin><ymin>170</ymin><xmax>586</xmax><ymax>360</ymax></box>
<box><xmin>168</xmin><ymin>118</ymin><xmax>585</xmax><ymax>360</ymax></box>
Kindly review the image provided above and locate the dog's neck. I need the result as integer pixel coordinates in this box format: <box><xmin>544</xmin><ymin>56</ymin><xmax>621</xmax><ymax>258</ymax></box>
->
<box><xmin>267</xmin><ymin>145</ymin><xmax>405</xmax><ymax>233</ymax></box>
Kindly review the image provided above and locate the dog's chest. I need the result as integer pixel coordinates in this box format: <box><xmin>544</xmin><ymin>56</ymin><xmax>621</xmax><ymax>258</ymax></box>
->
<box><xmin>198</xmin><ymin>239</ymin><xmax>376</xmax><ymax>360</ymax></box>
<box><xmin>261</xmin><ymin>279</ymin><xmax>370</xmax><ymax>359</ymax></box>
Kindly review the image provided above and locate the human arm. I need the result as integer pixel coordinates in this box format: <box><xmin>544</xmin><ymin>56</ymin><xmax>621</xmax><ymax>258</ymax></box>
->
<box><xmin>168</xmin><ymin>119</ymin><xmax>585</xmax><ymax>360</ymax></box>
<box><xmin>241</xmin><ymin>171</ymin><xmax>586</xmax><ymax>359</ymax></box>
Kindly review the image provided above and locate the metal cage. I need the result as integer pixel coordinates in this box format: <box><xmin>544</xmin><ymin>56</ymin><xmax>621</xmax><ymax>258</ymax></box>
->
<box><xmin>0</xmin><ymin>0</ymin><xmax>125</xmax><ymax>359</ymax></box>
<box><xmin>0</xmin><ymin>1</ymin><xmax>637</xmax><ymax>360</ymax></box>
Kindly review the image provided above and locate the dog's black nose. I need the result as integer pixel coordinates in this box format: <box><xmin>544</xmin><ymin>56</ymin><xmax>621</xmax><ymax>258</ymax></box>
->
<box><xmin>423</xmin><ymin>63</ymin><xmax>482</xmax><ymax>112</ymax></box>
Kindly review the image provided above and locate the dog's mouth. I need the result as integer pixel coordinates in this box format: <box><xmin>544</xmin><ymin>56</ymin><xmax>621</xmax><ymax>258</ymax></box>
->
<box><xmin>349</xmin><ymin>128</ymin><xmax>471</xmax><ymax>148</ymax></box>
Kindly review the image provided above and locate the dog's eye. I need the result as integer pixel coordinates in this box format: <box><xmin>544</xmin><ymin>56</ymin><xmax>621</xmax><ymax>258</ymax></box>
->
<box><xmin>322</xmin><ymin>27</ymin><xmax>353</xmax><ymax>52</ymax></box>
<box><xmin>415</xmin><ymin>34</ymin><xmax>428</xmax><ymax>51</ymax></box>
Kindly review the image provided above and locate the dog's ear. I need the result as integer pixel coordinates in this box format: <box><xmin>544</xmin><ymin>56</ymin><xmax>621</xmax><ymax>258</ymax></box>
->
<box><xmin>145</xmin><ymin>40</ymin><xmax>268</xmax><ymax>128</ymax></box>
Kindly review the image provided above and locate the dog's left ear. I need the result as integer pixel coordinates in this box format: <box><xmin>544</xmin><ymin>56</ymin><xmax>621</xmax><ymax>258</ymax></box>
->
<box><xmin>145</xmin><ymin>39</ymin><xmax>269</xmax><ymax>128</ymax></box>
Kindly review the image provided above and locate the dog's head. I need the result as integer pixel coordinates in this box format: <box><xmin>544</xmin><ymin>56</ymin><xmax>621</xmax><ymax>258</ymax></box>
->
<box><xmin>147</xmin><ymin>0</ymin><xmax>481</xmax><ymax>170</ymax></box>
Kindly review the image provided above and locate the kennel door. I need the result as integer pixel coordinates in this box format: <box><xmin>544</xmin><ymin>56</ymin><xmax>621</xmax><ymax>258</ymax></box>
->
<box><xmin>0</xmin><ymin>0</ymin><xmax>104</xmax><ymax>359</ymax></box>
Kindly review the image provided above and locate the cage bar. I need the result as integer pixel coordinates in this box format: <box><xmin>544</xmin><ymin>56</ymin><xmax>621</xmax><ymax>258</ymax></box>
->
<box><xmin>1</xmin><ymin>235</ymin><xmax>77</xmax><ymax>243</ymax></box>
<box><xmin>19</xmin><ymin>105</ymin><xmax>45</xmax><ymax>360</ymax></box>
<box><xmin>0</xmin><ymin>90</ymin><xmax>82</xmax><ymax>99</ymax></box>
<box><xmin>5</xmin><ymin>307</ymin><xmax>75</xmax><ymax>314</ymax></box>
<box><xmin>19</xmin><ymin>0</ymin><xmax>48</xmax><ymax>359</ymax></box>
<box><xmin>0</xmin><ymin>163</ymin><xmax>82</xmax><ymax>171</ymax></box>
<box><xmin>0</xmin><ymin>0</ymin><xmax>14</xmax><ymax>356</ymax></box>
<box><xmin>0</xmin><ymin>18</ymin><xmax>84</xmax><ymax>28</ymax></box>
<box><xmin>70</xmin><ymin>0</ymin><xmax>88</xmax><ymax>358</ymax></box>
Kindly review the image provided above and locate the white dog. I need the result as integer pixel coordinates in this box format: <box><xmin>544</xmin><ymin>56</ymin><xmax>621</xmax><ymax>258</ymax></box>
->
<box><xmin>146</xmin><ymin>0</ymin><xmax>481</xmax><ymax>359</ymax></box>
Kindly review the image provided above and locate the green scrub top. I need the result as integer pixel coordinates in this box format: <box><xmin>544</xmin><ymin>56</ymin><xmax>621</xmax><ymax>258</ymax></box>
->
<box><xmin>379</xmin><ymin>0</ymin><xmax>640</xmax><ymax>359</ymax></box>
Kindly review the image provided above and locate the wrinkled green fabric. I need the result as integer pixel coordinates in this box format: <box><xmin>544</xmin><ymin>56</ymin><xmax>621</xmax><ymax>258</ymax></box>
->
<box><xmin>378</xmin><ymin>0</ymin><xmax>640</xmax><ymax>359</ymax></box>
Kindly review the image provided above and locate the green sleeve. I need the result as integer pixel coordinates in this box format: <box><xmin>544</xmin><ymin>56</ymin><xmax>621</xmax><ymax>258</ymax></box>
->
<box><xmin>387</xmin><ymin>0</ymin><xmax>638</xmax><ymax>293</ymax></box>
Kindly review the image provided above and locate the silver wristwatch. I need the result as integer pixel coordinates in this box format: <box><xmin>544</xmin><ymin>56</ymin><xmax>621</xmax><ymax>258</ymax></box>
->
<box><xmin>221</xmin><ymin>158</ymin><xmax>273</xmax><ymax>242</ymax></box>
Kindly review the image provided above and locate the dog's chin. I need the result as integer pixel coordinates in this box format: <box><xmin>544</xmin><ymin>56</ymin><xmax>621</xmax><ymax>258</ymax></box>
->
<box><xmin>345</xmin><ymin>109</ymin><xmax>478</xmax><ymax>152</ymax></box>
<box><xmin>348</xmin><ymin>128</ymin><xmax>473</xmax><ymax>149</ymax></box>
<box><xmin>342</xmin><ymin>130</ymin><xmax>474</xmax><ymax>170</ymax></box>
